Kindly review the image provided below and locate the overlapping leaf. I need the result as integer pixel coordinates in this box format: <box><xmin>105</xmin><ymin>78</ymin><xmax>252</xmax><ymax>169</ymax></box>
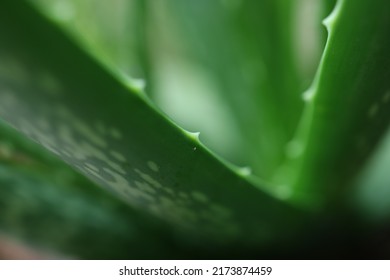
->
<box><xmin>274</xmin><ymin>0</ymin><xmax>390</xmax><ymax>207</ymax></box>
<box><xmin>0</xmin><ymin>1</ymin><xmax>307</xmax><ymax>247</ymax></box>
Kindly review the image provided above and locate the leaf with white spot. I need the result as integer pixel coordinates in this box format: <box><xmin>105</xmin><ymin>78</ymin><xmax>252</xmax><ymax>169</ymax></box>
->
<box><xmin>0</xmin><ymin>163</ymin><xmax>186</xmax><ymax>259</ymax></box>
<box><xmin>0</xmin><ymin>121</ymin><xmax>179</xmax><ymax>259</ymax></box>
<box><xmin>0</xmin><ymin>1</ymin><xmax>307</xmax><ymax>247</ymax></box>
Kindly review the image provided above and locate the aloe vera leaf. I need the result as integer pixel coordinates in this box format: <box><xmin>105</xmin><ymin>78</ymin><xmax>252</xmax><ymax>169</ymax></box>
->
<box><xmin>0</xmin><ymin>121</ymin><xmax>283</xmax><ymax>259</ymax></box>
<box><xmin>31</xmin><ymin>0</ymin><xmax>247</xmax><ymax>166</ymax></box>
<box><xmin>29</xmin><ymin>0</ymin><xmax>243</xmax><ymax>168</ymax></box>
<box><xmin>154</xmin><ymin>0</ymin><xmax>302</xmax><ymax>178</ymax></box>
<box><xmin>0</xmin><ymin>163</ymin><xmax>182</xmax><ymax>259</ymax></box>
<box><xmin>275</xmin><ymin>0</ymin><xmax>390</xmax><ymax>207</ymax></box>
<box><xmin>0</xmin><ymin>120</ymin><xmax>186</xmax><ymax>259</ymax></box>
<box><xmin>30</xmin><ymin>0</ymin><xmax>302</xmax><ymax>175</ymax></box>
<box><xmin>0</xmin><ymin>1</ymin><xmax>307</xmax><ymax>245</ymax></box>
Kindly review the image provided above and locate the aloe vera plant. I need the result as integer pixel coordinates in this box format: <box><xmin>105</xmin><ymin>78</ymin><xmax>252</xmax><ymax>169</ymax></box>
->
<box><xmin>0</xmin><ymin>0</ymin><xmax>390</xmax><ymax>259</ymax></box>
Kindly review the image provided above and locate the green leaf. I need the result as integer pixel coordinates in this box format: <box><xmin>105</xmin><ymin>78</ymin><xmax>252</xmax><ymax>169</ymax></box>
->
<box><xmin>164</xmin><ymin>0</ymin><xmax>303</xmax><ymax>178</ymax></box>
<box><xmin>0</xmin><ymin>120</ymin><xmax>187</xmax><ymax>259</ymax></box>
<box><xmin>0</xmin><ymin>163</ymin><xmax>178</xmax><ymax>259</ymax></box>
<box><xmin>29</xmin><ymin>0</ymin><xmax>148</xmax><ymax>81</ymax></box>
<box><xmin>0</xmin><ymin>0</ymin><xmax>307</xmax><ymax>246</ymax></box>
<box><xmin>294</xmin><ymin>0</ymin><xmax>337</xmax><ymax>87</ymax></box>
<box><xmin>274</xmin><ymin>0</ymin><xmax>390</xmax><ymax>207</ymax></box>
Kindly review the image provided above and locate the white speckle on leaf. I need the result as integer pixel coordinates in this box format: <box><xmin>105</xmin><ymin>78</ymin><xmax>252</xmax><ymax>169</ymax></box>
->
<box><xmin>109</xmin><ymin>150</ymin><xmax>127</xmax><ymax>163</ymax></box>
<box><xmin>84</xmin><ymin>163</ymin><xmax>99</xmax><ymax>172</ymax></box>
<box><xmin>104</xmin><ymin>168</ymin><xmax>155</xmax><ymax>203</ymax></box>
<box><xmin>78</xmin><ymin>141</ymin><xmax>106</xmax><ymax>161</ymax></box>
<box><xmin>134</xmin><ymin>169</ymin><xmax>163</xmax><ymax>189</ymax></box>
<box><xmin>83</xmin><ymin>166</ymin><xmax>104</xmax><ymax>181</ymax></box>
<box><xmin>135</xmin><ymin>180</ymin><xmax>156</xmax><ymax>194</ymax></box>
<box><xmin>73</xmin><ymin>121</ymin><xmax>107</xmax><ymax>148</ymax></box>
<box><xmin>56</xmin><ymin>106</ymin><xmax>108</xmax><ymax>148</ymax></box>
<box><xmin>147</xmin><ymin>161</ymin><xmax>159</xmax><ymax>172</ymax></box>
<box><xmin>42</xmin><ymin>144</ymin><xmax>60</xmax><ymax>156</ymax></box>
<box><xmin>107</xmin><ymin>160</ymin><xmax>126</xmax><ymax>175</ymax></box>
<box><xmin>18</xmin><ymin>119</ymin><xmax>60</xmax><ymax>156</ymax></box>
